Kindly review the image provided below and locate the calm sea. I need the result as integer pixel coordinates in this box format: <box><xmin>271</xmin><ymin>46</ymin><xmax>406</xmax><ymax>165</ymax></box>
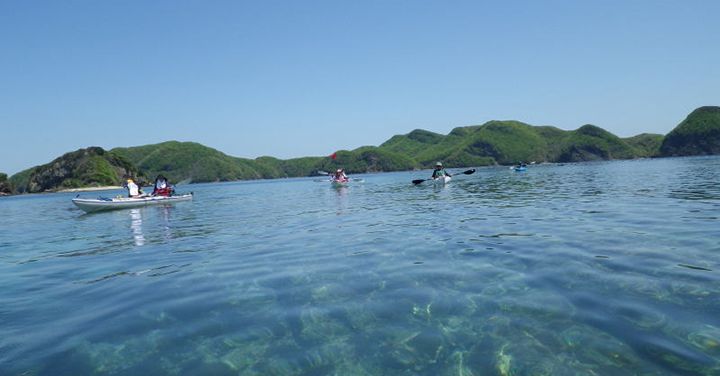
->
<box><xmin>1</xmin><ymin>156</ymin><xmax>719</xmax><ymax>375</ymax></box>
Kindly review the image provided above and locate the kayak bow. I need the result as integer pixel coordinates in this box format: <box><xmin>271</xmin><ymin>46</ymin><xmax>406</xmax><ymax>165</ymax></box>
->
<box><xmin>330</xmin><ymin>178</ymin><xmax>349</xmax><ymax>188</ymax></box>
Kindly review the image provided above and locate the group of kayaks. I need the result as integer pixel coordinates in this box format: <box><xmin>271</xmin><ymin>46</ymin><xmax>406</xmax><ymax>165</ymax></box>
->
<box><xmin>72</xmin><ymin>164</ymin><xmax>527</xmax><ymax>213</ymax></box>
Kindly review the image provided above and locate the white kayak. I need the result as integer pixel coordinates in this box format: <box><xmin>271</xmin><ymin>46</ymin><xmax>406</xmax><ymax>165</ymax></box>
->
<box><xmin>72</xmin><ymin>193</ymin><xmax>193</xmax><ymax>213</ymax></box>
<box><xmin>331</xmin><ymin>179</ymin><xmax>349</xmax><ymax>188</ymax></box>
<box><xmin>433</xmin><ymin>176</ymin><xmax>452</xmax><ymax>185</ymax></box>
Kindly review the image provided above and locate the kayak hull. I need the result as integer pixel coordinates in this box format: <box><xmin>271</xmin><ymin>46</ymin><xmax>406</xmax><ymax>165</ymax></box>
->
<box><xmin>72</xmin><ymin>194</ymin><xmax>193</xmax><ymax>213</ymax></box>
<box><xmin>433</xmin><ymin>176</ymin><xmax>452</xmax><ymax>185</ymax></box>
<box><xmin>513</xmin><ymin>167</ymin><xmax>527</xmax><ymax>172</ymax></box>
<box><xmin>331</xmin><ymin>179</ymin><xmax>349</xmax><ymax>188</ymax></box>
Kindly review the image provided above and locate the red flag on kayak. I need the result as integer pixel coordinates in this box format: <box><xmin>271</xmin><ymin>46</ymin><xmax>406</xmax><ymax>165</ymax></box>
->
<box><xmin>329</xmin><ymin>152</ymin><xmax>337</xmax><ymax>160</ymax></box>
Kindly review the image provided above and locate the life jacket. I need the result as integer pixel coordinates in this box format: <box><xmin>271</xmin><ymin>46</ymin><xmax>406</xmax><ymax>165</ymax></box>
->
<box><xmin>127</xmin><ymin>182</ymin><xmax>140</xmax><ymax>197</ymax></box>
<box><xmin>154</xmin><ymin>187</ymin><xmax>172</xmax><ymax>196</ymax></box>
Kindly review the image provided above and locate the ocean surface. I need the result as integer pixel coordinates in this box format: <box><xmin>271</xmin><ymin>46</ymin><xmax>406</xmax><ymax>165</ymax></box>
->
<box><xmin>1</xmin><ymin>156</ymin><xmax>719</xmax><ymax>375</ymax></box>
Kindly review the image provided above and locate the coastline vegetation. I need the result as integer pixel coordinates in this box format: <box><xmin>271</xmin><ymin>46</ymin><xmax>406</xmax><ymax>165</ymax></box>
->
<box><xmin>0</xmin><ymin>173</ymin><xmax>13</xmax><ymax>195</ymax></box>
<box><xmin>10</xmin><ymin>147</ymin><xmax>144</xmax><ymax>194</ymax></box>
<box><xmin>659</xmin><ymin>106</ymin><xmax>720</xmax><ymax>156</ymax></box>
<box><xmin>5</xmin><ymin>106</ymin><xmax>719</xmax><ymax>194</ymax></box>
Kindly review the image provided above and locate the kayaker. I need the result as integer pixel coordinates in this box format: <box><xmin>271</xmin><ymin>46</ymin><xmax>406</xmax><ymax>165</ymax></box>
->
<box><xmin>125</xmin><ymin>178</ymin><xmax>145</xmax><ymax>198</ymax></box>
<box><xmin>333</xmin><ymin>169</ymin><xmax>348</xmax><ymax>182</ymax></box>
<box><xmin>152</xmin><ymin>175</ymin><xmax>174</xmax><ymax>197</ymax></box>
<box><xmin>431</xmin><ymin>162</ymin><xmax>451</xmax><ymax>179</ymax></box>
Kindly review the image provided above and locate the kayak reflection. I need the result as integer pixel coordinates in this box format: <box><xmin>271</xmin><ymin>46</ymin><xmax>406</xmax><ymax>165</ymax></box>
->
<box><xmin>159</xmin><ymin>205</ymin><xmax>173</xmax><ymax>241</ymax></box>
<box><xmin>129</xmin><ymin>209</ymin><xmax>145</xmax><ymax>247</ymax></box>
<box><xmin>334</xmin><ymin>185</ymin><xmax>349</xmax><ymax>215</ymax></box>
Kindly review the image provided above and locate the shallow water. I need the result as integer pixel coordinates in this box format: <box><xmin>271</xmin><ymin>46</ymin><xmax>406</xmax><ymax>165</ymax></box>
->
<box><xmin>1</xmin><ymin>156</ymin><xmax>719</xmax><ymax>375</ymax></box>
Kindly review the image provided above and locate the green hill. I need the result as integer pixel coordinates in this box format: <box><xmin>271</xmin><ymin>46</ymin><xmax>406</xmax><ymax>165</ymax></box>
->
<box><xmin>8</xmin><ymin>169</ymin><xmax>32</xmax><ymax>194</ymax></box>
<box><xmin>380</xmin><ymin>129</ymin><xmax>446</xmax><ymax>156</ymax></box>
<box><xmin>111</xmin><ymin>141</ymin><xmax>416</xmax><ymax>183</ymax></box>
<box><xmin>659</xmin><ymin>106</ymin><xmax>720</xmax><ymax>156</ymax></box>
<box><xmin>623</xmin><ymin>133</ymin><xmax>664</xmax><ymax>157</ymax></box>
<box><xmin>456</xmin><ymin>121</ymin><xmax>548</xmax><ymax>165</ymax></box>
<box><xmin>11</xmin><ymin>147</ymin><xmax>143</xmax><ymax>193</ymax></box>
<box><xmin>318</xmin><ymin>146</ymin><xmax>416</xmax><ymax>173</ymax></box>
<box><xmin>555</xmin><ymin>124</ymin><xmax>637</xmax><ymax>162</ymax></box>
<box><xmin>111</xmin><ymin>141</ymin><xmax>318</xmax><ymax>183</ymax></box>
<box><xmin>9</xmin><ymin>106</ymin><xmax>719</xmax><ymax>192</ymax></box>
<box><xmin>111</xmin><ymin>141</ymin><xmax>272</xmax><ymax>183</ymax></box>
<box><xmin>378</xmin><ymin>120</ymin><xmax>641</xmax><ymax>166</ymax></box>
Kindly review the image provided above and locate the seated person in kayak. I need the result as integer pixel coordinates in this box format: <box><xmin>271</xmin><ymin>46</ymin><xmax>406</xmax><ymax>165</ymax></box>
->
<box><xmin>125</xmin><ymin>178</ymin><xmax>145</xmax><ymax>198</ymax></box>
<box><xmin>431</xmin><ymin>162</ymin><xmax>451</xmax><ymax>179</ymax></box>
<box><xmin>333</xmin><ymin>169</ymin><xmax>348</xmax><ymax>182</ymax></box>
<box><xmin>152</xmin><ymin>174</ymin><xmax>175</xmax><ymax>196</ymax></box>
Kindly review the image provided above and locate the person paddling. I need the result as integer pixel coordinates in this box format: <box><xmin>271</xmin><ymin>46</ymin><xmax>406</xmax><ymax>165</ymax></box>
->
<box><xmin>125</xmin><ymin>178</ymin><xmax>145</xmax><ymax>198</ymax></box>
<box><xmin>332</xmin><ymin>168</ymin><xmax>348</xmax><ymax>183</ymax></box>
<box><xmin>152</xmin><ymin>175</ymin><xmax>174</xmax><ymax>197</ymax></box>
<box><xmin>431</xmin><ymin>162</ymin><xmax>451</xmax><ymax>180</ymax></box>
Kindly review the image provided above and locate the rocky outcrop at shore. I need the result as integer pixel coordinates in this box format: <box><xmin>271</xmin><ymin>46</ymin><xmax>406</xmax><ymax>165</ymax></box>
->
<box><xmin>11</xmin><ymin>147</ymin><xmax>145</xmax><ymax>194</ymax></box>
<box><xmin>0</xmin><ymin>173</ymin><xmax>12</xmax><ymax>195</ymax></box>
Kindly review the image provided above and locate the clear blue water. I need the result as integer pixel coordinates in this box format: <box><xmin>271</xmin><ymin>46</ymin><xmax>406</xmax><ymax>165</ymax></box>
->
<box><xmin>1</xmin><ymin>156</ymin><xmax>719</xmax><ymax>375</ymax></box>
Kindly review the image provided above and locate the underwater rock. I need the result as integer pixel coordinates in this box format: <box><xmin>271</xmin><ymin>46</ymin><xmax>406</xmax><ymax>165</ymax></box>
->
<box><xmin>559</xmin><ymin>325</ymin><xmax>642</xmax><ymax>373</ymax></box>
<box><xmin>74</xmin><ymin>333</ymin><xmax>162</xmax><ymax>374</ymax></box>
<box><xmin>299</xmin><ymin>306</ymin><xmax>351</xmax><ymax>343</ymax></box>
<box><xmin>612</xmin><ymin>302</ymin><xmax>667</xmax><ymax>330</ymax></box>
<box><xmin>687</xmin><ymin>325</ymin><xmax>720</xmax><ymax>356</ymax></box>
<box><xmin>343</xmin><ymin>302</ymin><xmax>378</xmax><ymax>330</ymax></box>
<box><xmin>495</xmin><ymin>344</ymin><xmax>514</xmax><ymax>376</ymax></box>
<box><xmin>405</xmin><ymin>327</ymin><xmax>445</xmax><ymax>364</ymax></box>
<box><xmin>443</xmin><ymin>350</ymin><xmax>477</xmax><ymax>376</ymax></box>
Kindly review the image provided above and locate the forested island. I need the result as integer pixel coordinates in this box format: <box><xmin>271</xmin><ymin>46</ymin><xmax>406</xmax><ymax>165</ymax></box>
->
<box><xmin>5</xmin><ymin>106</ymin><xmax>719</xmax><ymax>194</ymax></box>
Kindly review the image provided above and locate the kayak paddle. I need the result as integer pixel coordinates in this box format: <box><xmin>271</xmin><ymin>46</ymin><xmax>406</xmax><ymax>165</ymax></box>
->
<box><xmin>412</xmin><ymin>168</ymin><xmax>476</xmax><ymax>185</ymax></box>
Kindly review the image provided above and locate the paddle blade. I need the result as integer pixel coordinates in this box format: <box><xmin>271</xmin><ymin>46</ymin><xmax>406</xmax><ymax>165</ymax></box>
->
<box><xmin>412</xmin><ymin>179</ymin><xmax>426</xmax><ymax>185</ymax></box>
<box><xmin>462</xmin><ymin>169</ymin><xmax>476</xmax><ymax>175</ymax></box>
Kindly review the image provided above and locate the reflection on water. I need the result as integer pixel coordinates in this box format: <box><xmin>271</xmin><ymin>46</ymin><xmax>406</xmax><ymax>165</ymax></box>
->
<box><xmin>1</xmin><ymin>157</ymin><xmax>720</xmax><ymax>375</ymax></box>
<box><xmin>158</xmin><ymin>205</ymin><xmax>173</xmax><ymax>241</ymax></box>
<box><xmin>129</xmin><ymin>209</ymin><xmax>145</xmax><ymax>246</ymax></box>
<box><xmin>333</xmin><ymin>186</ymin><xmax>349</xmax><ymax>215</ymax></box>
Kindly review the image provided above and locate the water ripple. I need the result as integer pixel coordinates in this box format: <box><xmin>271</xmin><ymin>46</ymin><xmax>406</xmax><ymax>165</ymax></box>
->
<box><xmin>2</xmin><ymin>157</ymin><xmax>720</xmax><ymax>375</ymax></box>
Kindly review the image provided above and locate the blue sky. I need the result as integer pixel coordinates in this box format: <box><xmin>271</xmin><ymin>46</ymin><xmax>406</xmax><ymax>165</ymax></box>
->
<box><xmin>1</xmin><ymin>0</ymin><xmax>718</xmax><ymax>175</ymax></box>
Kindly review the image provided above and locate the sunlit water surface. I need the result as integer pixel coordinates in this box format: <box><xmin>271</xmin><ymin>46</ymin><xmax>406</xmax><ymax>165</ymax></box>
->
<box><xmin>1</xmin><ymin>157</ymin><xmax>719</xmax><ymax>375</ymax></box>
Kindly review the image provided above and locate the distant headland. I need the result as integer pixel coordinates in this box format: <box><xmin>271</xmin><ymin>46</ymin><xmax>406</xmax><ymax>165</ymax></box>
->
<box><xmin>3</xmin><ymin>106</ymin><xmax>719</xmax><ymax>195</ymax></box>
